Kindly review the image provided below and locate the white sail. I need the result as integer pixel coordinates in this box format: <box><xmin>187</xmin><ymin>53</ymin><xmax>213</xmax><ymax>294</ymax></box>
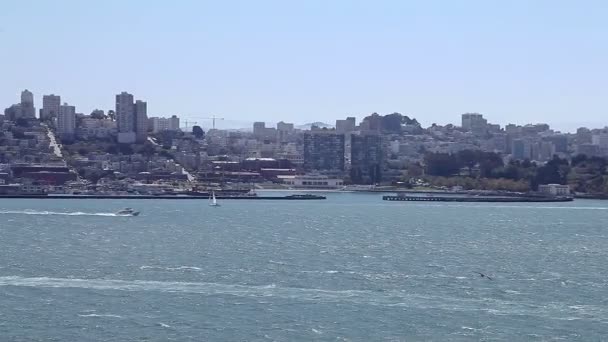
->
<box><xmin>209</xmin><ymin>191</ymin><xmax>220</xmax><ymax>206</ymax></box>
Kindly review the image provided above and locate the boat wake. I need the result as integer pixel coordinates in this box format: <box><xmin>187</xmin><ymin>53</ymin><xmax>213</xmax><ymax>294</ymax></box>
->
<box><xmin>0</xmin><ymin>210</ymin><xmax>122</xmax><ymax>217</ymax></box>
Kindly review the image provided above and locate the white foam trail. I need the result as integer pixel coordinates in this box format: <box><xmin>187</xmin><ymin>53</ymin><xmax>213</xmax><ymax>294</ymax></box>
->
<box><xmin>140</xmin><ymin>266</ymin><xmax>201</xmax><ymax>271</ymax></box>
<box><xmin>78</xmin><ymin>313</ymin><xmax>123</xmax><ymax>318</ymax></box>
<box><xmin>0</xmin><ymin>210</ymin><xmax>120</xmax><ymax>217</ymax></box>
<box><xmin>0</xmin><ymin>275</ymin><xmax>370</xmax><ymax>302</ymax></box>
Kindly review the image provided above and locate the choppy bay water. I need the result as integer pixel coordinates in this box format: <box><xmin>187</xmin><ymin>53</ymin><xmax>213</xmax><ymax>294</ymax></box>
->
<box><xmin>0</xmin><ymin>193</ymin><xmax>607</xmax><ymax>341</ymax></box>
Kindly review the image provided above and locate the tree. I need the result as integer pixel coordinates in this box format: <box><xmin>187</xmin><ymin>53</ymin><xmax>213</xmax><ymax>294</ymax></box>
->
<box><xmin>532</xmin><ymin>156</ymin><xmax>570</xmax><ymax>189</ymax></box>
<box><xmin>107</xmin><ymin>110</ymin><xmax>116</xmax><ymax>121</ymax></box>
<box><xmin>424</xmin><ymin>152</ymin><xmax>461</xmax><ymax>177</ymax></box>
<box><xmin>192</xmin><ymin>125</ymin><xmax>205</xmax><ymax>139</ymax></box>
<box><xmin>380</xmin><ymin>113</ymin><xmax>403</xmax><ymax>133</ymax></box>
<box><xmin>90</xmin><ymin>109</ymin><xmax>106</xmax><ymax>119</ymax></box>
<box><xmin>16</xmin><ymin>118</ymin><xmax>29</xmax><ymax>127</ymax></box>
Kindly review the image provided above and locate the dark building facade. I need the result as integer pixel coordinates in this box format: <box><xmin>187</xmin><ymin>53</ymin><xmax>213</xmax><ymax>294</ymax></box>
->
<box><xmin>350</xmin><ymin>133</ymin><xmax>382</xmax><ymax>184</ymax></box>
<box><xmin>303</xmin><ymin>132</ymin><xmax>345</xmax><ymax>171</ymax></box>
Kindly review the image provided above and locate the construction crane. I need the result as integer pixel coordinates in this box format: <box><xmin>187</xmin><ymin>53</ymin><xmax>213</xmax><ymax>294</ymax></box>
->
<box><xmin>197</xmin><ymin>115</ymin><xmax>225</xmax><ymax>130</ymax></box>
<box><xmin>183</xmin><ymin>120</ymin><xmax>198</xmax><ymax>129</ymax></box>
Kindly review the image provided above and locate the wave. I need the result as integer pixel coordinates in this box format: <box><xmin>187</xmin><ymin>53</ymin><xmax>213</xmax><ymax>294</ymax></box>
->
<box><xmin>78</xmin><ymin>313</ymin><xmax>123</xmax><ymax>319</ymax></box>
<box><xmin>139</xmin><ymin>266</ymin><xmax>201</xmax><ymax>271</ymax></box>
<box><xmin>0</xmin><ymin>210</ymin><xmax>121</xmax><ymax>217</ymax></box>
<box><xmin>0</xmin><ymin>276</ymin><xmax>367</xmax><ymax>301</ymax></box>
<box><xmin>0</xmin><ymin>276</ymin><xmax>605</xmax><ymax>321</ymax></box>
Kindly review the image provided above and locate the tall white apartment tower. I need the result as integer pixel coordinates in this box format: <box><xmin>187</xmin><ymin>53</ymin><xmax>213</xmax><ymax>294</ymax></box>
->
<box><xmin>134</xmin><ymin>100</ymin><xmax>148</xmax><ymax>143</ymax></box>
<box><xmin>57</xmin><ymin>103</ymin><xmax>76</xmax><ymax>141</ymax></box>
<box><xmin>41</xmin><ymin>94</ymin><xmax>61</xmax><ymax>120</ymax></box>
<box><xmin>116</xmin><ymin>92</ymin><xmax>136</xmax><ymax>143</ymax></box>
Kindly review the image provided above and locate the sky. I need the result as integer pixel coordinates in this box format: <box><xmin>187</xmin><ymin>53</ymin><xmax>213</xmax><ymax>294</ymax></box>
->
<box><xmin>1</xmin><ymin>0</ymin><xmax>607</xmax><ymax>132</ymax></box>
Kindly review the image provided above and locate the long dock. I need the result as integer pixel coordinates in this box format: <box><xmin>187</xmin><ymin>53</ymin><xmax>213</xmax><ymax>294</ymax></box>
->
<box><xmin>382</xmin><ymin>195</ymin><xmax>573</xmax><ymax>203</ymax></box>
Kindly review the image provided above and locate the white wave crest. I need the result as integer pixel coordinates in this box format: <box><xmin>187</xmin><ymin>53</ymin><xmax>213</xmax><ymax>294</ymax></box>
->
<box><xmin>140</xmin><ymin>266</ymin><xmax>201</xmax><ymax>271</ymax></box>
<box><xmin>78</xmin><ymin>313</ymin><xmax>123</xmax><ymax>318</ymax></box>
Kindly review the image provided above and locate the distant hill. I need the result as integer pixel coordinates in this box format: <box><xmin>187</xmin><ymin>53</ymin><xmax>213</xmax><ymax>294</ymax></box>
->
<box><xmin>296</xmin><ymin>122</ymin><xmax>334</xmax><ymax>130</ymax></box>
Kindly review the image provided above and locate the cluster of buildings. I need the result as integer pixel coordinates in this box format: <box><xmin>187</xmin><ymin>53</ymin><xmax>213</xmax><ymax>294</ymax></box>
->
<box><xmin>2</xmin><ymin>88</ymin><xmax>608</xmax><ymax>193</ymax></box>
<box><xmin>4</xmin><ymin>90</ymin><xmax>182</xmax><ymax>143</ymax></box>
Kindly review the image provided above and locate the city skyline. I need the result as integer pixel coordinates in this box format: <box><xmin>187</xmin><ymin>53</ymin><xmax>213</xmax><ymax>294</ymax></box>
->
<box><xmin>2</xmin><ymin>1</ymin><xmax>607</xmax><ymax>132</ymax></box>
<box><xmin>3</xmin><ymin>87</ymin><xmax>608</xmax><ymax>133</ymax></box>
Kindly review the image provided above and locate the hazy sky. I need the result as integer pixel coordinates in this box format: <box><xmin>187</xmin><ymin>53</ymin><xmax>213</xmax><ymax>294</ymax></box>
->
<box><xmin>1</xmin><ymin>0</ymin><xmax>607</xmax><ymax>131</ymax></box>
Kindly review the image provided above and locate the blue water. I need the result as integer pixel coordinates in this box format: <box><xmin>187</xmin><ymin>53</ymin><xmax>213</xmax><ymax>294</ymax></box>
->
<box><xmin>0</xmin><ymin>194</ymin><xmax>607</xmax><ymax>341</ymax></box>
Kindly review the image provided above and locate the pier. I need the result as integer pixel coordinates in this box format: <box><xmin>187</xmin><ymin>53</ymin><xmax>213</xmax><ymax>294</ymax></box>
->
<box><xmin>382</xmin><ymin>195</ymin><xmax>573</xmax><ymax>203</ymax></box>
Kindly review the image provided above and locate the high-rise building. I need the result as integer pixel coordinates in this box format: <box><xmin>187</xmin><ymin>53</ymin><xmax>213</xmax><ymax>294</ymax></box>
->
<box><xmin>276</xmin><ymin>121</ymin><xmax>294</xmax><ymax>132</ymax></box>
<box><xmin>576</xmin><ymin>127</ymin><xmax>593</xmax><ymax>144</ymax></box>
<box><xmin>303</xmin><ymin>132</ymin><xmax>345</xmax><ymax>171</ymax></box>
<box><xmin>150</xmin><ymin>116</ymin><xmax>181</xmax><ymax>133</ymax></box>
<box><xmin>350</xmin><ymin>133</ymin><xmax>383</xmax><ymax>184</ymax></box>
<box><xmin>253</xmin><ymin>122</ymin><xmax>266</xmax><ymax>137</ymax></box>
<box><xmin>592</xmin><ymin>130</ymin><xmax>608</xmax><ymax>152</ymax></box>
<box><xmin>4</xmin><ymin>104</ymin><xmax>22</xmax><ymax>121</ymax></box>
<box><xmin>544</xmin><ymin>135</ymin><xmax>568</xmax><ymax>153</ymax></box>
<box><xmin>41</xmin><ymin>94</ymin><xmax>61</xmax><ymax>120</ymax></box>
<box><xmin>336</xmin><ymin>117</ymin><xmax>356</xmax><ymax>133</ymax></box>
<box><xmin>134</xmin><ymin>100</ymin><xmax>147</xmax><ymax>143</ymax></box>
<box><xmin>461</xmin><ymin>113</ymin><xmax>487</xmax><ymax>134</ymax></box>
<box><xmin>116</xmin><ymin>92</ymin><xmax>148</xmax><ymax>143</ymax></box>
<box><xmin>57</xmin><ymin>103</ymin><xmax>76</xmax><ymax>141</ymax></box>
<box><xmin>277</xmin><ymin>121</ymin><xmax>294</xmax><ymax>142</ymax></box>
<box><xmin>512</xmin><ymin>139</ymin><xmax>534</xmax><ymax>160</ymax></box>
<box><xmin>116</xmin><ymin>92</ymin><xmax>135</xmax><ymax>133</ymax></box>
<box><xmin>253</xmin><ymin>121</ymin><xmax>277</xmax><ymax>142</ymax></box>
<box><xmin>20</xmin><ymin>89</ymin><xmax>36</xmax><ymax>119</ymax></box>
<box><xmin>538</xmin><ymin>141</ymin><xmax>556</xmax><ymax>162</ymax></box>
<box><xmin>169</xmin><ymin>115</ymin><xmax>180</xmax><ymax>131</ymax></box>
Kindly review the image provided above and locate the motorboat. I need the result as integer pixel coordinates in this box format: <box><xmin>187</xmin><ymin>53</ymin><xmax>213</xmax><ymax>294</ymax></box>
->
<box><xmin>116</xmin><ymin>207</ymin><xmax>140</xmax><ymax>216</ymax></box>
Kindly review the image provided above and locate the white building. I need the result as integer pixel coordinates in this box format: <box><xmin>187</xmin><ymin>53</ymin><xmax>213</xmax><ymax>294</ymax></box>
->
<box><xmin>57</xmin><ymin>103</ymin><xmax>76</xmax><ymax>138</ymax></box>
<box><xmin>116</xmin><ymin>92</ymin><xmax>147</xmax><ymax>144</ymax></box>
<box><xmin>591</xmin><ymin>131</ymin><xmax>608</xmax><ymax>149</ymax></box>
<box><xmin>134</xmin><ymin>100</ymin><xmax>147</xmax><ymax>143</ymax></box>
<box><xmin>461</xmin><ymin>113</ymin><xmax>487</xmax><ymax>133</ymax></box>
<box><xmin>41</xmin><ymin>94</ymin><xmax>61</xmax><ymax>120</ymax></box>
<box><xmin>278</xmin><ymin>174</ymin><xmax>344</xmax><ymax>189</ymax></box>
<box><xmin>150</xmin><ymin>115</ymin><xmax>180</xmax><ymax>133</ymax></box>
<box><xmin>78</xmin><ymin>118</ymin><xmax>117</xmax><ymax>139</ymax></box>
<box><xmin>538</xmin><ymin>184</ymin><xmax>570</xmax><ymax>196</ymax></box>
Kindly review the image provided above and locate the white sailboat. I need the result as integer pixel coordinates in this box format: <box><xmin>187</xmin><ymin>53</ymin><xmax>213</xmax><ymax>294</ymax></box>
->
<box><xmin>209</xmin><ymin>191</ymin><xmax>220</xmax><ymax>207</ymax></box>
